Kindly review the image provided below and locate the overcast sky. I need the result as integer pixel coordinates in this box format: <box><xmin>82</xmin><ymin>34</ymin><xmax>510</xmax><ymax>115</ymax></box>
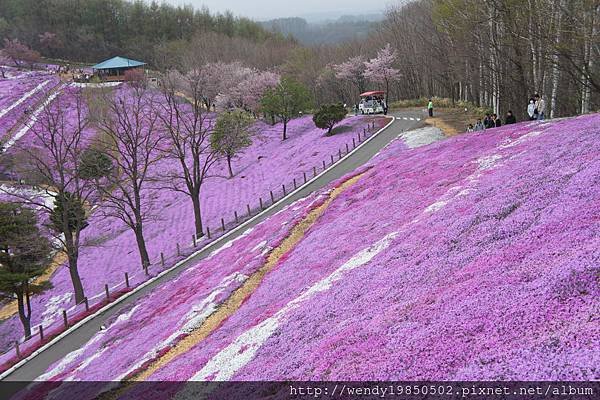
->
<box><xmin>164</xmin><ymin>0</ymin><xmax>392</xmax><ymax>20</ymax></box>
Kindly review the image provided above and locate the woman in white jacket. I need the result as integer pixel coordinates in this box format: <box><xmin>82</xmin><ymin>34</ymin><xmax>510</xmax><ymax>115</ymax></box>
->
<box><xmin>527</xmin><ymin>98</ymin><xmax>537</xmax><ymax>121</ymax></box>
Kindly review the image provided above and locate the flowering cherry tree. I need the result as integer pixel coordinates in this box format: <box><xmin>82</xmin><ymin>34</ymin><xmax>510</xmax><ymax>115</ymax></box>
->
<box><xmin>333</xmin><ymin>56</ymin><xmax>367</xmax><ymax>95</ymax></box>
<box><xmin>184</xmin><ymin>62</ymin><xmax>234</xmax><ymax>111</ymax></box>
<box><xmin>213</xmin><ymin>63</ymin><xmax>252</xmax><ymax>111</ymax></box>
<box><xmin>226</xmin><ymin>70</ymin><xmax>280</xmax><ymax>115</ymax></box>
<box><xmin>364</xmin><ymin>44</ymin><xmax>402</xmax><ymax>102</ymax></box>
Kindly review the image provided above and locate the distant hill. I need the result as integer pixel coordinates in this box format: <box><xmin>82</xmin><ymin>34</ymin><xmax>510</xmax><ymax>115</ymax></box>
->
<box><xmin>260</xmin><ymin>14</ymin><xmax>383</xmax><ymax>45</ymax></box>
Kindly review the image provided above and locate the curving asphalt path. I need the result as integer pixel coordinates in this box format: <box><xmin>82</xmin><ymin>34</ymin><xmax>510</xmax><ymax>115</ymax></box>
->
<box><xmin>1</xmin><ymin>110</ymin><xmax>425</xmax><ymax>389</ymax></box>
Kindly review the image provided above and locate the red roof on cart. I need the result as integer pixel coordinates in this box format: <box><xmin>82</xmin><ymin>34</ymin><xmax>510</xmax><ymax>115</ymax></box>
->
<box><xmin>360</xmin><ymin>91</ymin><xmax>385</xmax><ymax>97</ymax></box>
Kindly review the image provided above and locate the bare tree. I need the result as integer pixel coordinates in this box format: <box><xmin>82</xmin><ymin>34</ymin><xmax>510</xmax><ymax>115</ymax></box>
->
<box><xmin>6</xmin><ymin>89</ymin><xmax>96</xmax><ymax>304</ymax></box>
<box><xmin>157</xmin><ymin>70</ymin><xmax>220</xmax><ymax>238</ymax></box>
<box><xmin>96</xmin><ymin>85</ymin><xmax>163</xmax><ymax>269</ymax></box>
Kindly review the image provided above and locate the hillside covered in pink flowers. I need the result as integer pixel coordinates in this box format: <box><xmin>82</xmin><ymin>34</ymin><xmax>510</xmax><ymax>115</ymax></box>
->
<box><xmin>0</xmin><ymin>79</ymin><xmax>378</xmax><ymax>360</ymax></box>
<box><xmin>21</xmin><ymin>113</ymin><xmax>599</xmax><ymax>399</ymax></box>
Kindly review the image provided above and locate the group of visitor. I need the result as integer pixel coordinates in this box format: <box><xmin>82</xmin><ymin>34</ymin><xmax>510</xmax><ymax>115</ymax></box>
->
<box><xmin>527</xmin><ymin>94</ymin><xmax>546</xmax><ymax>121</ymax></box>
<box><xmin>56</xmin><ymin>64</ymin><xmax>71</xmax><ymax>74</ymax></box>
<box><xmin>466</xmin><ymin>94</ymin><xmax>546</xmax><ymax>132</ymax></box>
<box><xmin>56</xmin><ymin>64</ymin><xmax>93</xmax><ymax>83</ymax></box>
<box><xmin>467</xmin><ymin>111</ymin><xmax>516</xmax><ymax>132</ymax></box>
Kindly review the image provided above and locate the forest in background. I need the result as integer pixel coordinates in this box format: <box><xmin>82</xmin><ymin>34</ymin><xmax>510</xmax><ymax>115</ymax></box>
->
<box><xmin>0</xmin><ymin>0</ymin><xmax>288</xmax><ymax>64</ymax></box>
<box><xmin>1</xmin><ymin>0</ymin><xmax>599</xmax><ymax>119</ymax></box>
<box><xmin>281</xmin><ymin>0</ymin><xmax>600</xmax><ymax>119</ymax></box>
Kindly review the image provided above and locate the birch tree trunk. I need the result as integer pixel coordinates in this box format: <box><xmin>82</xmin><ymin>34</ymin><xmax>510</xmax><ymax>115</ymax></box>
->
<box><xmin>581</xmin><ymin>5</ymin><xmax>597</xmax><ymax>114</ymax></box>
<box><xmin>550</xmin><ymin>0</ymin><xmax>565</xmax><ymax>118</ymax></box>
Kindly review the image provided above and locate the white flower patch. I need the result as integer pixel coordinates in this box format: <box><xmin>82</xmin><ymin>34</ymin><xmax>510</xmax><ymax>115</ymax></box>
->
<box><xmin>0</xmin><ymin>80</ymin><xmax>50</xmax><ymax>119</ymax></box>
<box><xmin>423</xmin><ymin>151</ymin><xmax>505</xmax><ymax>217</ymax></box>
<box><xmin>207</xmin><ymin>227</ymin><xmax>254</xmax><ymax>259</ymax></box>
<box><xmin>291</xmin><ymin>194</ymin><xmax>324</xmax><ymax>212</ymax></box>
<box><xmin>36</xmin><ymin>305</ymin><xmax>140</xmax><ymax>382</ymax></box>
<box><xmin>182</xmin><ymin>232</ymin><xmax>399</xmax><ymax>386</ymax></box>
<box><xmin>36</xmin><ymin>345</ymin><xmax>88</xmax><ymax>381</ymax></box>
<box><xmin>499</xmin><ymin>130</ymin><xmax>543</xmax><ymax>149</ymax></box>
<box><xmin>250</xmin><ymin>240</ymin><xmax>267</xmax><ymax>252</ymax></box>
<box><xmin>0</xmin><ymin>184</ymin><xmax>56</xmax><ymax>210</ymax></box>
<box><xmin>114</xmin><ymin>304</ymin><xmax>141</xmax><ymax>324</ymax></box>
<box><xmin>477</xmin><ymin>154</ymin><xmax>503</xmax><ymax>171</ymax></box>
<box><xmin>70</xmin><ymin>82</ymin><xmax>121</xmax><ymax>88</ymax></box>
<box><xmin>424</xmin><ymin>200</ymin><xmax>449</xmax><ymax>214</ymax></box>
<box><xmin>113</xmin><ymin>272</ymin><xmax>248</xmax><ymax>381</ymax></box>
<box><xmin>40</xmin><ymin>293</ymin><xmax>73</xmax><ymax>328</ymax></box>
<box><xmin>3</xmin><ymin>87</ymin><xmax>63</xmax><ymax>150</ymax></box>
<box><xmin>250</xmin><ymin>240</ymin><xmax>268</xmax><ymax>254</ymax></box>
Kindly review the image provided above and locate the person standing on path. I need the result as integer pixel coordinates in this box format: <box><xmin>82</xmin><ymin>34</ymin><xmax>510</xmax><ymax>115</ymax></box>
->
<box><xmin>535</xmin><ymin>94</ymin><xmax>546</xmax><ymax>121</ymax></box>
<box><xmin>428</xmin><ymin>99</ymin><xmax>434</xmax><ymax>117</ymax></box>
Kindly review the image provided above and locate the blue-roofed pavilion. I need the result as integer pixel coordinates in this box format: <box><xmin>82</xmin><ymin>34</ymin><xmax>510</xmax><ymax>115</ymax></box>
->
<box><xmin>92</xmin><ymin>56</ymin><xmax>146</xmax><ymax>79</ymax></box>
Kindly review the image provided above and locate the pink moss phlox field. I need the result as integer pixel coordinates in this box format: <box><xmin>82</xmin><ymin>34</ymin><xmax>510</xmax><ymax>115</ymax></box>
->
<box><xmin>0</xmin><ymin>83</ymin><xmax>374</xmax><ymax>357</ymax></box>
<box><xmin>12</xmin><ymin>114</ymin><xmax>600</xmax><ymax>399</ymax></box>
<box><xmin>16</xmin><ymin>192</ymin><xmax>325</xmax><ymax>400</ymax></box>
<box><xmin>223</xmin><ymin>116</ymin><xmax>599</xmax><ymax>382</ymax></box>
<box><xmin>0</xmin><ymin>72</ymin><xmax>58</xmax><ymax>141</ymax></box>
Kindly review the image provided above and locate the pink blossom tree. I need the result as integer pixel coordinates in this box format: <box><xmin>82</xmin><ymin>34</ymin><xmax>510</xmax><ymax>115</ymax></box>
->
<box><xmin>364</xmin><ymin>44</ymin><xmax>402</xmax><ymax>102</ymax></box>
<box><xmin>333</xmin><ymin>55</ymin><xmax>367</xmax><ymax>95</ymax></box>
<box><xmin>214</xmin><ymin>63</ymin><xmax>254</xmax><ymax>111</ymax></box>
<box><xmin>183</xmin><ymin>62</ymin><xmax>232</xmax><ymax>112</ymax></box>
<box><xmin>225</xmin><ymin>70</ymin><xmax>280</xmax><ymax>115</ymax></box>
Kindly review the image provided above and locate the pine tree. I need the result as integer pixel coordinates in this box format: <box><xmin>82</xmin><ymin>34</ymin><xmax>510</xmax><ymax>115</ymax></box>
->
<box><xmin>0</xmin><ymin>203</ymin><xmax>52</xmax><ymax>339</ymax></box>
